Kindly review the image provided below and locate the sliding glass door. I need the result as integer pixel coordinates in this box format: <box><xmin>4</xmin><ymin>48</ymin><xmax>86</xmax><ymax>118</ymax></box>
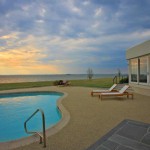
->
<box><xmin>130</xmin><ymin>58</ymin><xmax>138</xmax><ymax>82</ymax></box>
<box><xmin>139</xmin><ymin>56</ymin><xmax>148</xmax><ymax>83</ymax></box>
<box><xmin>130</xmin><ymin>55</ymin><xmax>149</xmax><ymax>84</ymax></box>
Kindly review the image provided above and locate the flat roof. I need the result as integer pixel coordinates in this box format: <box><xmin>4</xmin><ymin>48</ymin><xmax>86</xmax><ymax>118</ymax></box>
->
<box><xmin>126</xmin><ymin>40</ymin><xmax>150</xmax><ymax>59</ymax></box>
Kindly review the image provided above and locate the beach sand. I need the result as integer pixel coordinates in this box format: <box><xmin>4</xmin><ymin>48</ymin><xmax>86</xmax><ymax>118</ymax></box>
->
<box><xmin>0</xmin><ymin>86</ymin><xmax>150</xmax><ymax>150</ymax></box>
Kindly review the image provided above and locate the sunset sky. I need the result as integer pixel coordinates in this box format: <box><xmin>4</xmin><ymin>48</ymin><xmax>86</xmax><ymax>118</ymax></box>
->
<box><xmin>0</xmin><ymin>0</ymin><xmax>150</xmax><ymax>75</ymax></box>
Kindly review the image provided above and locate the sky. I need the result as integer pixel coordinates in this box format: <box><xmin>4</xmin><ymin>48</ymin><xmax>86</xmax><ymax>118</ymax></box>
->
<box><xmin>0</xmin><ymin>0</ymin><xmax>150</xmax><ymax>75</ymax></box>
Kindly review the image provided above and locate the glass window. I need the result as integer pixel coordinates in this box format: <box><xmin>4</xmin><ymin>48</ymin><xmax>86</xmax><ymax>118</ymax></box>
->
<box><xmin>139</xmin><ymin>56</ymin><xmax>147</xmax><ymax>83</ymax></box>
<box><xmin>130</xmin><ymin>58</ymin><xmax>138</xmax><ymax>82</ymax></box>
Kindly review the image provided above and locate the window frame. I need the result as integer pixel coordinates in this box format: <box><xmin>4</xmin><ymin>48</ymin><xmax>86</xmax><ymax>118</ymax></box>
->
<box><xmin>130</xmin><ymin>58</ymin><xmax>138</xmax><ymax>83</ymax></box>
<box><xmin>138</xmin><ymin>56</ymin><xmax>148</xmax><ymax>85</ymax></box>
<box><xmin>129</xmin><ymin>54</ymin><xmax>150</xmax><ymax>85</ymax></box>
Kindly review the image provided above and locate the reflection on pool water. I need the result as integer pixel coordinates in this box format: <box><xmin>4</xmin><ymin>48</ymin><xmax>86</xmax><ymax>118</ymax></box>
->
<box><xmin>0</xmin><ymin>92</ymin><xmax>63</xmax><ymax>142</ymax></box>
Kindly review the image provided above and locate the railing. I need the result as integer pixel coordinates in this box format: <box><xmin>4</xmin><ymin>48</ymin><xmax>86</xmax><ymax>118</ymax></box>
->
<box><xmin>113</xmin><ymin>75</ymin><xmax>128</xmax><ymax>84</ymax></box>
<box><xmin>24</xmin><ymin>109</ymin><xmax>46</xmax><ymax>147</ymax></box>
<box><xmin>113</xmin><ymin>76</ymin><xmax>117</xmax><ymax>84</ymax></box>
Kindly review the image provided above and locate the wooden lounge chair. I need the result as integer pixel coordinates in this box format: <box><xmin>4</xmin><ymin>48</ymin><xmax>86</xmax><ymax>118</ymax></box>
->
<box><xmin>91</xmin><ymin>84</ymin><xmax>117</xmax><ymax>96</ymax></box>
<box><xmin>99</xmin><ymin>85</ymin><xmax>133</xmax><ymax>100</ymax></box>
<box><xmin>58</xmin><ymin>80</ymin><xmax>71</xmax><ymax>86</ymax></box>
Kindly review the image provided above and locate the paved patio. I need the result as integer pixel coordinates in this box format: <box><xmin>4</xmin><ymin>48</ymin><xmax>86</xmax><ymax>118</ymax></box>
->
<box><xmin>0</xmin><ymin>86</ymin><xmax>150</xmax><ymax>150</ymax></box>
<box><xmin>87</xmin><ymin>119</ymin><xmax>150</xmax><ymax>150</ymax></box>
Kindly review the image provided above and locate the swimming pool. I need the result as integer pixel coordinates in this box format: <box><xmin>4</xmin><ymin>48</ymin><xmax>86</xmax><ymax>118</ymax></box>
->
<box><xmin>0</xmin><ymin>92</ymin><xmax>63</xmax><ymax>142</ymax></box>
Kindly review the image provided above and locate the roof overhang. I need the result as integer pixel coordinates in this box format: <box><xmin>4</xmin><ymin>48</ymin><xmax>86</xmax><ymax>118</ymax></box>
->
<box><xmin>126</xmin><ymin>40</ymin><xmax>150</xmax><ymax>60</ymax></box>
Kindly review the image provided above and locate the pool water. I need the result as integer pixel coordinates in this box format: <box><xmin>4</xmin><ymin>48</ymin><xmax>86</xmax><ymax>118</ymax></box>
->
<box><xmin>0</xmin><ymin>92</ymin><xmax>63</xmax><ymax>142</ymax></box>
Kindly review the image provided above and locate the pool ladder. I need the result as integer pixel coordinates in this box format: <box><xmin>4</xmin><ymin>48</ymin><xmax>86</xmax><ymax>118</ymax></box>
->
<box><xmin>24</xmin><ymin>109</ymin><xmax>46</xmax><ymax>147</ymax></box>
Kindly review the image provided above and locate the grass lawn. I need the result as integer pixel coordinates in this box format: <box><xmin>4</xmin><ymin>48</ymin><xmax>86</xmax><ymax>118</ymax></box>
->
<box><xmin>0</xmin><ymin>78</ymin><xmax>113</xmax><ymax>91</ymax></box>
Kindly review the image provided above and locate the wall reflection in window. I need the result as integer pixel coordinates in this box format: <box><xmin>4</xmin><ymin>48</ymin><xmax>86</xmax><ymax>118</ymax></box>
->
<box><xmin>139</xmin><ymin>56</ymin><xmax>147</xmax><ymax>83</ymax></box>
<box><xmin>131</xmin><ymin>58</ymin><xmax>138</xmax><ymax>82</ymax></box>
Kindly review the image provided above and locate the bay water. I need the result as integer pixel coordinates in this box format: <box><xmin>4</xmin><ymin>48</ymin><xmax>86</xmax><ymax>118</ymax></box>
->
<box><xmin>0</xmin><ymin>74</ymin><xmax>115</xmax><ymax>83</ymax></box>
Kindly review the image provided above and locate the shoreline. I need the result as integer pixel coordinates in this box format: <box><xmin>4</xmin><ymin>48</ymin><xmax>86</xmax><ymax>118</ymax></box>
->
<box><xmin>0</xmin><ymin>74</ymin><xmax>124</xmax><ymax>84</ymax></box>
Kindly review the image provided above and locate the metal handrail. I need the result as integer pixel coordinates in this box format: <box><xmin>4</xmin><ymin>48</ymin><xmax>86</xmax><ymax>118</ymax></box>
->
<box><xmin>113</xmin><ymin>75</ymin><xmax>129</xmax><ymax>84</ymax></box>
<box><xmin>113</xmin><ymin>76</ymin><xmax>117</xmax><ymax>84</ymax></box>
<box><xmin>24</xmin><ymin>109</ymin><xmax>46</xmax><ymax>147</ymax></box>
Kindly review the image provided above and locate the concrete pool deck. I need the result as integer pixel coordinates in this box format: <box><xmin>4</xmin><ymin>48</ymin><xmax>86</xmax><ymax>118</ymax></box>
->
<box><xmin>0</xmin><ymin>86</ymin><xmax>150</xmax><ymax>150</ymax></box>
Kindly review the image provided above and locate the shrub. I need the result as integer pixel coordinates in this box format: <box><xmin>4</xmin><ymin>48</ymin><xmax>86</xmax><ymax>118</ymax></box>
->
<box><xmin>53</xmin><ymin>80</ymin><xmax>59</xmax><ymax>86</ymax></box>
<box><xmin>119</xmin><ymin>77</ymin><xmax>129</xmax><ymax>84</ymax></box>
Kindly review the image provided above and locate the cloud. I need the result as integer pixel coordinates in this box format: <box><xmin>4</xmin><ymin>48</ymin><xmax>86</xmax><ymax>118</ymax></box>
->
<box><xmin>0</xmin><ymin>46</ymin><xmax>44</xmax><ymax>66</ymax></box>
<box><xmin>0</xmin><ymin>0</ymin><xmax>150</xmax><ymax>74</ymax></box>
<box><xmin>0</xmin><ymin>64</ymin><xmax>59</xmax><ymax>75</ymax></box>
<box><xmin>0</xmin><ymin>45</ymin><xmax>59</xmax><ymax>74</ymax></box>
<box><xmin>63</xmin><ymin>0</ymin><xmax>83</xmax><ymax>16</ymax></box>
<box><xmin>0</xmin><ymin>32</ymin><xmax>18</xmax><ymax>40</ymax></box>
<box><xmin>94</xmin><ymin>8</ymin><xmax>103</xmax><ymax>17</ymax></box>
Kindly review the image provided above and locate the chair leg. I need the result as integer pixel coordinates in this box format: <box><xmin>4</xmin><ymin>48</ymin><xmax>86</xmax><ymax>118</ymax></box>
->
<box><xmin>132</xmin><ymin>94</ymin><xmax>134</xmax><ymax>99</ymax></box>
<box><xmin>99</xmin><ymin>95</ymin><xmax>102</xmax><ymax>100</ymax></box>
<box><xmin>127</xmin><ymin>94</ymin><xmax>129</xmax><ymax>99</ymax></box>
<box><xmin>99</xmin><ymin>95</ymin><xmax>101</xmax><ymax>100</ymax></box>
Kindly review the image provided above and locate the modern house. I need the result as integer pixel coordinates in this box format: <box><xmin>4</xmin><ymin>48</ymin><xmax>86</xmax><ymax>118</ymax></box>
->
<box><xmin>126</xmin><ymin>40</ymin><xmax>150</xmax><ymax>96</ymax></box>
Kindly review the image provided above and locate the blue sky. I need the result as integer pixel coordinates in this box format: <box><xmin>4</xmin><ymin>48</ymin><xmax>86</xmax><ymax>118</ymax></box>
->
<box><xmin>0</xmin><ymin>0</ymin><xmax>150</xmax><ymax>74</ymax></box>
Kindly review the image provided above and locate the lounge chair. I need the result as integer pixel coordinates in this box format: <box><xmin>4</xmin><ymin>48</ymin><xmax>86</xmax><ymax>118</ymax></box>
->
<box><xmin>99</xmin><ymin>85</ymin><xmax>133</xmax><ymax>100</ymax></box>
<box><xmin>91</xmin><ymin>84</ymin><xmax>117</xmax><ymax>96</ymax></box>
<box><xmin>58</xmin><ymin>80</ymin><xmax>71</xmax><ymax>86</ymax></box>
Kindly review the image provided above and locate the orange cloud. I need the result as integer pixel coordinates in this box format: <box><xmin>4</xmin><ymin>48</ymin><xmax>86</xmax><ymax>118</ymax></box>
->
<box><xmin>0</xmin><ymin>46</ymin><xmax>43</xmax><ymax>65</ymax></box>
<box><xmin>0</xmin><ymin>64</ymin><xmax>59</xmax><ymax>75</ymax></box>
<box><xmin>0</xmin><ymin>45</ymin><xmax>59</xmax><ymax>74</ymax></box>
<box><xmin>0</xmin><ymin>33</ymin><xmax>19</xmax><ymax>40</ymax></box>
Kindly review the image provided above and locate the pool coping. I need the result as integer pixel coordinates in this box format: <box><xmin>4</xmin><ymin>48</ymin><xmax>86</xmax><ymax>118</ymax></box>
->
<box><xmin>0</xmin><ymin>90</ymin><xmax>70</xmax><ymax>150</ymax></box>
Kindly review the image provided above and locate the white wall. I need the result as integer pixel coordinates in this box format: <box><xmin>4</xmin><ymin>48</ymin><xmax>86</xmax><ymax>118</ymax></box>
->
<box><xmin>126</xmin><ymin>40</ymin><xmax>150</xmax><ymax>96</ymax></box>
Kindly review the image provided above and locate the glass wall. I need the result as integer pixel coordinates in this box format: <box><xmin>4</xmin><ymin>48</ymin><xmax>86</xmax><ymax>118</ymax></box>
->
<box><xmin>130</xmin><ymin>58</ymin><xmax>138</xmax><ymax>82</ymax></box>
<box><xmin>139</xmin><ymin>56</ymin><xmax>147</xmax><ymax>83</ymax></box>
<box><xmin>130</xmin><ymin>55</ymin><xmax>149</xmax><ymax>84</ymax></box>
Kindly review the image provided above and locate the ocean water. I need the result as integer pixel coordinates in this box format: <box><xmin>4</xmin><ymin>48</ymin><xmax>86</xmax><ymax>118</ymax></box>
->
<box><xmin>0</xmin><ymin>74</ymin><xmax>115</xmax><ymax>83</ymax></box>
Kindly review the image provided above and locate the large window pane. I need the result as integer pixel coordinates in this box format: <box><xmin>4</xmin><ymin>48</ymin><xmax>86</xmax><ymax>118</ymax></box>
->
<box><xmin>139</xmin><ymin>56</ymin><xmax>147</xmax><ymax>83</ymax></box>
<box><xmin>131</xmin><ymin>59</ymin><xmax>138</xmax><ymax>82</ymax></box>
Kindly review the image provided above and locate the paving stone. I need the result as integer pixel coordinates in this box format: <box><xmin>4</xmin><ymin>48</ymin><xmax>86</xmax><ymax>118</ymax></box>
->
<box><xmin>86</xmin><ymin>120</ymin><xmax>150</xmax><ymax>150</ymax></box>
<box><xmin>110</xmin><ymin>134</ymin><xmax>150</xmax><ymax>150</ymax></box>
<box><xmin>127</xmin><ymin>120</ymin><xmax>150</xmax><ymax>129</ymax></box>
<box><xmin>116</xmin><ymin>123</ymin><xmax>147</xmax><ymax>141</ymax></box>
<box><xmin>116</xmin><ymin>145</ymin><xmax>134</xmax><ymax>150</ymax></box>
<box><xmin>141</xmin><ymin>133</ymin><xmax>150</xmax><ymax>145</ymax></box>
<box><xmin>102</xmin><ymin>140</ymin><xmax>118</xmax><ymax>150</ymax></box>
<box><xmin>95</xmin><ymin>145</ymin><xmax>109</xmax><ymax>150</ymax></box>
